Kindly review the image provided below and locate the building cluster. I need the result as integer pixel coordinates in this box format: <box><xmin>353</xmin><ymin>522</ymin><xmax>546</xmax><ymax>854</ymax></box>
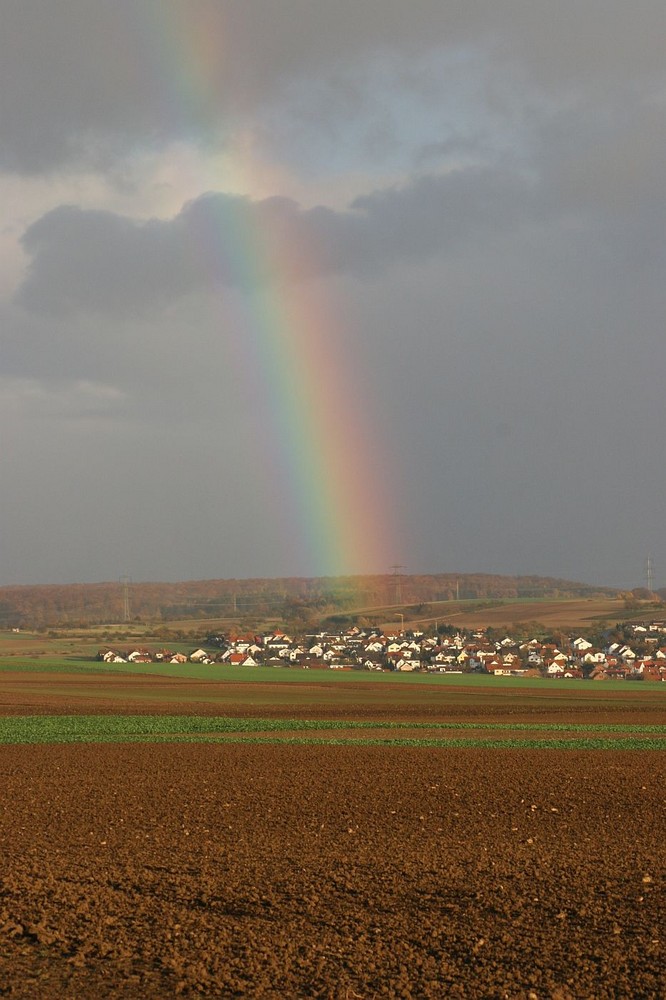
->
<box><xmin>97</xmin><ymin>621</ymin><xmax>666</xmax><ymax>680</ymax></box>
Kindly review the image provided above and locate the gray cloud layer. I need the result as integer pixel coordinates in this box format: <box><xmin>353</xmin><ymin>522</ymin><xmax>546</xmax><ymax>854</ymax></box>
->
<box><xmin>2</xmin><ymin>1</ymin><xmax>664</xmax><ymax>171</ymax></box>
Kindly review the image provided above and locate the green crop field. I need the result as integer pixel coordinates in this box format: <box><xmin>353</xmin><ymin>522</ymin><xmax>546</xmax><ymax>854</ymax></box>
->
<box><xmin>1</xmin><ymin>659</ymin><xmax>664</xmax><ymax>742</ymax></box>
<box><xmin>2</xmin><ymin>657</ymin><xmax>666</xmax><ymax>689</ymax></box>
<box><xmin>0</xmin><ymin>714</ymin><xmax>664</xmax><ymax>749</ymax></box>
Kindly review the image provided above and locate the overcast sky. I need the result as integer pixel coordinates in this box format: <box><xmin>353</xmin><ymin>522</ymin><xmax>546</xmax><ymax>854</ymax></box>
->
<box><xmin>2</xmin><ymin>1</ymin><xmax>665</xmax><ymax>588</ymax></box>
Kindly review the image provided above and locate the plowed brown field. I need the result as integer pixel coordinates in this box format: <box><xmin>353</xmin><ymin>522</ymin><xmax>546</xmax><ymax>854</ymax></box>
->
<box><xmin>1</xmin><ymin>742</ymin><xmax>664</xmax><ymax>999</ymax></box>
<box><xmin>1</xmin><ymin>670</ymin><xmax>665</xmax><ymax>725</ymax></box>
<box><xmin>1</xmin><ymin>670</ymin><xmax>664</xmax><ymax>996</ymax></box>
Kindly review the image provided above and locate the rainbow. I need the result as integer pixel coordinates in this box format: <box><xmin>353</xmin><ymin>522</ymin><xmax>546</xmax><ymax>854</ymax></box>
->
<box><xmin>135</xmin><ymin>4</ymin><xmax>396</xmax><ymax>577</ymax></box>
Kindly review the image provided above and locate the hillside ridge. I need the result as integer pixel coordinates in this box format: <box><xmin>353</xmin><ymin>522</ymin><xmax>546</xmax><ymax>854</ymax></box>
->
<box><xmin>0</xmin><ymin>573</ymin><xmax>617</xmax><ymax>628</ymax></box>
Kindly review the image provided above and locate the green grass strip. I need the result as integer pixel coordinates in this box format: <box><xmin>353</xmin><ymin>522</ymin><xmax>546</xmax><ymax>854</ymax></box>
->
<box><xmin>0</xmin><ymin>715</ymin><xmax>664</xmax><ymax>747</ymax></box>
<box><xmin>176</xmin><ymin>736</ymin><xmax>665</xmax><ymax>750</ymax></box>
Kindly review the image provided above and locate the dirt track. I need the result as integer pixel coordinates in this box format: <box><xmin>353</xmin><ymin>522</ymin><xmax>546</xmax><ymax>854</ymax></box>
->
<box><xmin>0</xmin><ymin>744</ymin><xmax>663</xmax><ymax>998</ymax></box>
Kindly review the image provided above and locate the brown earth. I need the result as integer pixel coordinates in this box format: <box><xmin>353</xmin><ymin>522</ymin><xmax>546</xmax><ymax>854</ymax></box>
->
<box><xmin>426</xmin><ymin>598</ymin><xmax>626</xmax><ymax>631</ymax></box>
<box><xmin>0</xmin><ymin>744</ymin><xmax>663</xmax><ymax>999</ymax></box>
<box><xmin>1</xmin><ymin>671</ymin><xmax>665</xmax><ymax>725</ymax></box>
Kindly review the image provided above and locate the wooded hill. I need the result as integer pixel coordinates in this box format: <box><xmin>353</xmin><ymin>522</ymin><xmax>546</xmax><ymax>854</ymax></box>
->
<box><xmin>0</xmin><ymin>574</ymin><xmax>617</xmax><ymax>628</ymax></box>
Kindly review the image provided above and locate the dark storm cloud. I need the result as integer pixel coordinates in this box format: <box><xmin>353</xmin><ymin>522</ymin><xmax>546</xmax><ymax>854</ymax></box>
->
<box><xmin>535</xmin><ymin>101</ymin><xmax>666</xmax><ymax>245</ymax></box>
<box><xmin>18</xmin><ymin>206</ymin><xmax>197</xmax><ymax>316</ymax></box>
<box><xmin>3</xmin><ymin>1</ymin><xmax>666</xmax><ymax>588</ymax></box>
<box><xmin>16</xmin><ymin>169</ymin><xmax>530</xmax><ymax>316</ymax></box>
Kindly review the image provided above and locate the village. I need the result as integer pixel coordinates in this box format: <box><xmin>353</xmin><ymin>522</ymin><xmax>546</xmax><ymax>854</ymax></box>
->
<box><xmin>97</xmin><ymin>620</ymin><xmax>666</xmax><ymax>681</ymax></box>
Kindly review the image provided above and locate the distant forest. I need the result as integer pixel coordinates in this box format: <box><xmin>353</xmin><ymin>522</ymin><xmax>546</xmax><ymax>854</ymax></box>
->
<box><xmin>0</xmin><ymin>574</ymin><xmax>618</xmax><ymax>629</ymax></box>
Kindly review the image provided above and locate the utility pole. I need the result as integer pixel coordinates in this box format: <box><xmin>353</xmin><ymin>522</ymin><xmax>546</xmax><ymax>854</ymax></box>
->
<box><xmin>390</xmin><ymin>564</ymin><xmax>404</xmax><ymax>605</ymax></box>
<box><xmin>646</xmin><ymin>555</ymin><xmax>654</xmax><ymax>593</ymax></box>
<box><xmin>120</xmin><ymin>576</ymin><xmax>131</xmax><ymax>622</ymax></box>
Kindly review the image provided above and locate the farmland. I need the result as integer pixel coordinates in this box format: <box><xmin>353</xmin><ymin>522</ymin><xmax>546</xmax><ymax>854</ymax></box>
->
<box><xmin>0</xmin><ymin>661</ymin><xmax>664</xmax><ymax>997</ymax></box>
<box><xmin>423</xmin><ymin>596</ymin><xmax>626</xmax><ymax>630</ymax></box>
